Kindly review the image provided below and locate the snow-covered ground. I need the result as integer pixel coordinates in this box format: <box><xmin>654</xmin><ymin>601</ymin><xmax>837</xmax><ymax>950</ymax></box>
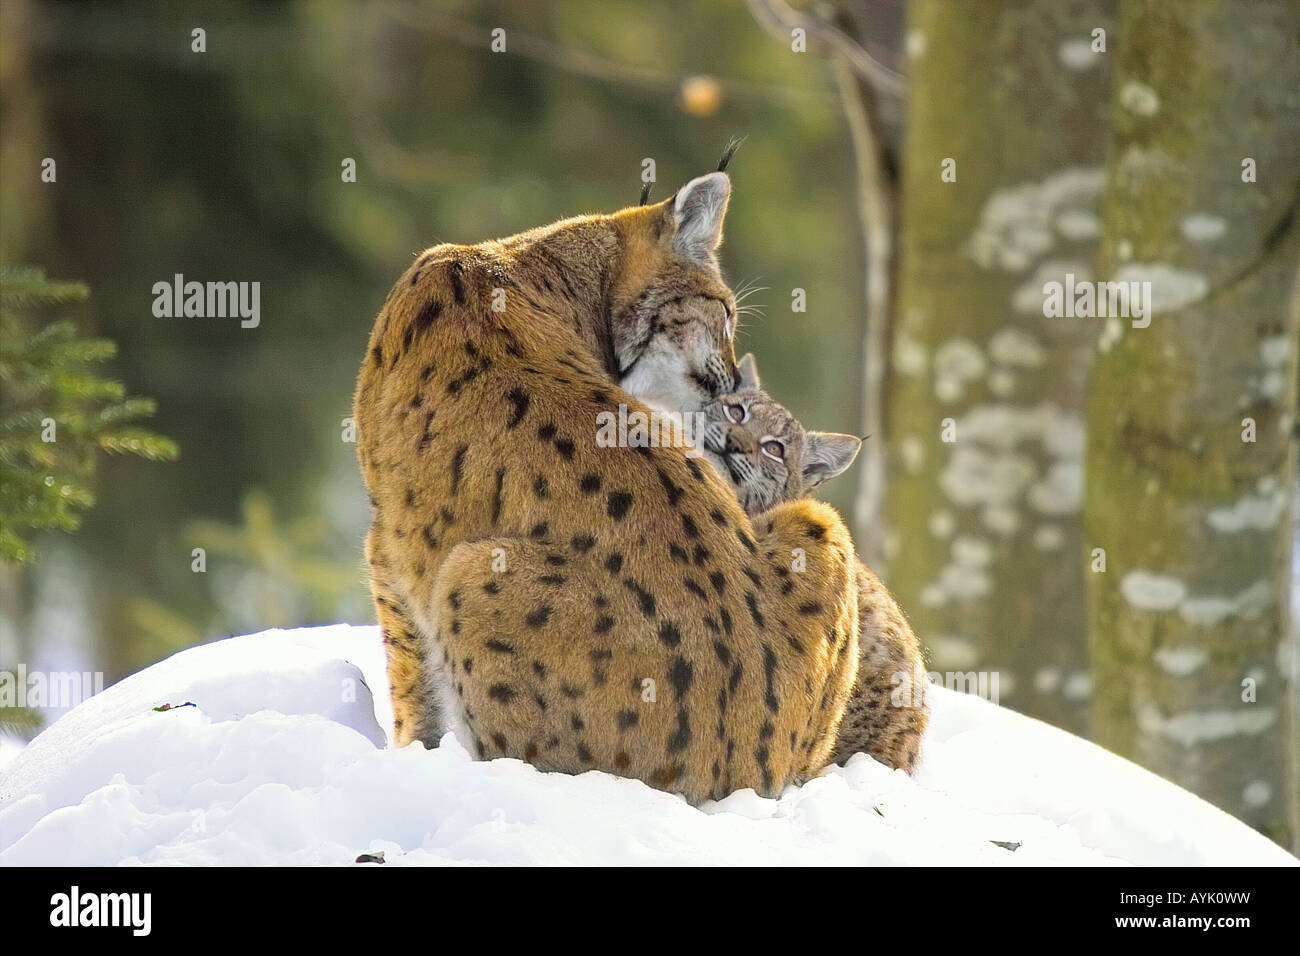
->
<box><xmin>0</xmin><ymin>625</ymin><xmax>1293</xmax><ymax>866</ymax></box>
<box><xmin>0</xmin><ymin>735</ymin><xmax>26</xmax><ymax>774</ymax></box>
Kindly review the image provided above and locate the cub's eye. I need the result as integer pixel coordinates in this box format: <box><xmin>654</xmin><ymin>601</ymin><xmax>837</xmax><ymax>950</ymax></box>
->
<box><xmin>725</xmin><ymin>404</ymin><xmax>746</xmax><ymax>423</ymax></box>
<box><xmin>761</xmin><ymin>440</ymin><xmax>785</xmax><ymax>460</ymax></box>
<box><xmin>723</xmin><ymin>307</ymin><xmax>736</xmax><ymax>338</ymax></box>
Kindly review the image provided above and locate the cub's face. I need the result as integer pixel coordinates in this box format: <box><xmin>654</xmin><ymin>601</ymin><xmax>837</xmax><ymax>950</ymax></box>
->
<box><xmin>613</xmin><ymin>172</ymin><xmax>740</xmax><ymax>413</ymax></box>
<box><xmin>699</xmin><ymin>354</ymin><xmax>862</xmax><ymax>516</ymax></box>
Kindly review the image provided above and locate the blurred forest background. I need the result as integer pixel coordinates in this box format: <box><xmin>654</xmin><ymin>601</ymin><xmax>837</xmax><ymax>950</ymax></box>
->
<box><xmin>1</xmin><ymin>0</ymin><xmax>1296</xmax><ymax>849</ymax></box>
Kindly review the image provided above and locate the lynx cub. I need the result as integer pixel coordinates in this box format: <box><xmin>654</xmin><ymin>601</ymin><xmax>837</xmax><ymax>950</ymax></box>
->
<box><xmin>697</xmin><ymin>354</ymin><xmax>929</xmax><ymax>772</ymax></box>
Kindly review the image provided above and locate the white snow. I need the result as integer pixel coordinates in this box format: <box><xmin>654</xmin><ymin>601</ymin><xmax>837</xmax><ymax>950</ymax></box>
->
<box><xmin>0</xmin><ymin>625</ymin><xmax>1293</xmax><ymax>867</ymax></box>
<box><xmin>0</xmin><ymin>736</ymin><xmax>25</xmax><ymax>773</ymax></box>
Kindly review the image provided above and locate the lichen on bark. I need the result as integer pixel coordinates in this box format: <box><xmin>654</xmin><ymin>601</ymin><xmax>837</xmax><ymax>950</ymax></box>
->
<box><xmin>1085</xmin><ymin>0</ymin><xmax>1300</xmax><ymax>847</ymax></box>
<box><xmin>885</xmin><ymin>0</ymin><xmax>1114</xmax><ymax>734</ymax></box>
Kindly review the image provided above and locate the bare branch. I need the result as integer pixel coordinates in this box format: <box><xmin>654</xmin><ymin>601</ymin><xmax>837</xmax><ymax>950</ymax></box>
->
<box><xmin>396</xmin><ymin>5</ymin><xmax>821</xmax><ymax>112</ymax></box>
<box><xmin>744</xmin><ymin>0</ymin><xmax>902</xmax><ymax>565</ymax></box>
<box><xmin>745</xmin><ymin>0</ymin><xmax>906</xmax><ymax>99</ymax></box>
<box><xmin>833</xmin><ymin>55</ymin><xmax>895</xmax><ymax>569</ymax></box>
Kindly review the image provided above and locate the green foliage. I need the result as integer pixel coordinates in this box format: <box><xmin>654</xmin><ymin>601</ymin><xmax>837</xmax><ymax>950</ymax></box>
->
<box><xmin>184</xmin><ymin>490</ymin><xmax>364</xmax><ymax>633</ymax></box>
<box><xmin>0</xmin><ymin>669</ymin><xmax>43</xmax><ymax>736</ymax></box>
<box><xmin>0</xmin><ymin>265</ymin><xmax>178</xmax><ymax>564</ymax></box>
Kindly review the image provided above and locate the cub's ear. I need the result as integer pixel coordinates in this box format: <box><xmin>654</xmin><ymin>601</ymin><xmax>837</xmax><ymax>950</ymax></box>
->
<box><xmin>802</xmin><ymin>432</ymin><xmax>862</xmax><ymax>489</ymax></box>
<box><xmin>737</xmin><ymin>352</ymin><xmax>760</xmax><ymax>390</ymax></box>
<box><xmin>672</xmin><ymin>172</ymin><xmax>730</xmax><ymax>268</ymax></box>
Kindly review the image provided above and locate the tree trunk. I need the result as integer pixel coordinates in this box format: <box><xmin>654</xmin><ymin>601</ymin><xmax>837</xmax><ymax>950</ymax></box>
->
<box><xmin>885</xmin><ymin>0</ymin><xmax>1113</xmax><ymax>734</ymax></box>
<box><xmin>1086</xmin><ymin>0</ymin><xmax>1300</xmax><ymax>848</ymax></box>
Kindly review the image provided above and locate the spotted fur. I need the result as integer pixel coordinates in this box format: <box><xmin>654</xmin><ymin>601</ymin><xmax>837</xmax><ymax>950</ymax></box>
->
<box><xmin>355</xmin><ymin>175</ymin><xmax>862</xmax><ymax>802</ymax></box>
<box><xmin>699</xmin><ymin>355</ymin><xmax>929</xmax><ymax>773</ymax></box>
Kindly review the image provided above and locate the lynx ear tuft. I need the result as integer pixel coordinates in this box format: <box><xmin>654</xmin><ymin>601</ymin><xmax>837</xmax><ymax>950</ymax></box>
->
<box><xmin>717</xmin><ymin>134</ymin><xmax>747</xmax><ymax>172</ymax></box>
<box><xmin>672</xmin><ymin>172</ymin><xmax>730</xmax><ymax>268</ymax></box>
<box><xmin>737</xmin><ymin>352</ymin><xmax>760</xmax><ymax>390</ymax></box>
<box><xmin>802</xmin><ymin>432</ymin><xmax>862</xmax><ymax>489</ymax></box>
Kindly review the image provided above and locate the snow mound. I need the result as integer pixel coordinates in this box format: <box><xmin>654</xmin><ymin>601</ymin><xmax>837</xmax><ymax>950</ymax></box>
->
<box><xmin>0</xmin><ymin>625</ymin><xmax>1293</xmax><ymax>866</ymax></box>
<box><xmin>0</xmin><ymin>736</ymin><xmax>25</xmax><ymax>774</ymax></box>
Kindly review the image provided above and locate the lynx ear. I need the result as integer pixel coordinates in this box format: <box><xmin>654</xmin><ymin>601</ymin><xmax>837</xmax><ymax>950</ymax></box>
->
<box><xmin>672</xmin><ymin>172</ymin><xmax>730</xmax><ymax>268</ymax></box>
<box><xmin>802</xmin><ymin>432</ymin><xmax>862</xmax><ymax>489</ymax></box>
<box><xmin>737</xmin><ymin>352</ymin><xmax>760</xmax><ymax>390</ymax></box>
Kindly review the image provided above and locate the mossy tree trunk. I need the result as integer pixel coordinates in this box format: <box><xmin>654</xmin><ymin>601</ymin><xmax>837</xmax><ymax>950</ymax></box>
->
<box><xmin>885</xmin><ymin>0</ymin><xmax>1113</xmax><ymax>733</ymax></box>
<box><xmin>1086</xmin><ymin>0</ymin><xmax>1300</xmax><ymax>847</ymax></box>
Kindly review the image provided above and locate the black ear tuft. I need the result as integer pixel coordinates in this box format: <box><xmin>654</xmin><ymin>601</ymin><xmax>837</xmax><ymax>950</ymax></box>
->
<box><xmin>639</xmin><ymin>182</ymin><xmax>654</xmax><ymax>206</ymax></box>
<box><xmin>718</xmin><ymin>135</ymin><xmax>747</xmax><ymax>172</ymax></box>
